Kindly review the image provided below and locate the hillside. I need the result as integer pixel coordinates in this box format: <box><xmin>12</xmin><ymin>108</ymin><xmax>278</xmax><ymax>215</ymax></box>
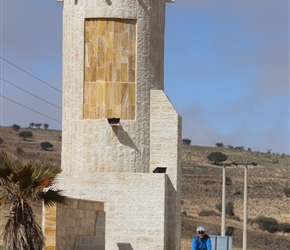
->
<box><xmin>0</xmin><ymin>125</ymin><xmax>289</xmax><ymax>249</ymax></box>
<box><xmin>181</xmin><ymin>145</ymin><xmax>290</xmax><ymax>250</ymax></box>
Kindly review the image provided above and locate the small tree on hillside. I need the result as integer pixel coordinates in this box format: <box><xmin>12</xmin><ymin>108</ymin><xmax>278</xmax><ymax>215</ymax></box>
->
<box><xmin>40</xmin><ymin>141</ymin><xmax>53</xmax><ymax>150</ymax></box>
<box><xmin>11</xmin><ymin>124</ymin><xmax>21</xmax><ymax>131</ymax></box>
<box><xmin>182</xmin><ymin>139</ymin><xmax>191</xmax><ymax>145</ymax></box>
<box><xmin>0</xmin><ymin>137</ymin><xmax>3</xmax><ymax>145</ymax></box>
<box><xmin>43</xmin><ymin>123</ymin><xmax>49</xmax><ymax>130</ymax></box>
<box><xmin>215</xmin><ymin>142</ymin><xmax>224</xmax><ymax>148</ymax></box>
<box><xmin>283</xmin><ymin>186</ymin><xmax>290</xmax><ymax>197</ymax></box>
<box><xmin>35</xmin><ymin>123</ymin><xmax>42</xmax><ymax>129</ymax></box>
<box><xmin>207</xmin><ymin>152</ymin><xmax>228</xmax><ymax>165</ymax></box>
<box><xmin>19</xmin><ymin>131</ymin><xmax>33</xmax><ymax>140</ymax></box>
<box><xmin>29</xmin><ymin>123</ymin><xmax>35</xmax><ymax>128</ymax></box>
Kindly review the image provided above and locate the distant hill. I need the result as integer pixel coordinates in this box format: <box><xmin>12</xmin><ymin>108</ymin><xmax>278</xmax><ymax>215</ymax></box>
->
<box><xmin>0</xmin><ymin>126</ymin><xmax>289</xmax><ymax>250</ymax></box>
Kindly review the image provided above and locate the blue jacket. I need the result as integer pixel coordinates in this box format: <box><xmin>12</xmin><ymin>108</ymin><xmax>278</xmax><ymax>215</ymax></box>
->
<box><xmin>192</xmin><ymin>234</ymin><xmax>211</xmax><ymax>250</ymax></box>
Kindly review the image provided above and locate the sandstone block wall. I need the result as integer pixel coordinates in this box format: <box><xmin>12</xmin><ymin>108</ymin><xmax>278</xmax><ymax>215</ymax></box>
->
<box><xmin>56</xmin><ymin>172</ymin><xmax>174</xmax><ymax>249</ymax></box>
<box><xmin>61</xmin><ymin>0</ymin><xmax>167</xmax><ymax>173</ymax></box>
<box><xmin>43</xmin><ymin>198</ymin><xmax>105</xmax><ymax>250</ymax></box>
<box><xmin>150</xmin><ymin>90</ymin><xmax>182</xmax><ymax>249</ymax></box>
<box><xmin>56</xmin><ymin>0</ymin><xmax>181</xmax><ymax>249</ymax></box>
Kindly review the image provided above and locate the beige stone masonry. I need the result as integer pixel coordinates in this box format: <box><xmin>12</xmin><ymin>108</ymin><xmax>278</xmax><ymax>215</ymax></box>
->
<box><xmin>43</xmin><ymin>198</ymin><xmax>105</xmax><ymax>250</ymax></box>
<box><xmin>150</xmin><ymin>89</ymin><xmax>182</xmax><ymax>249</ymax></box>
<box><xmin>56</xmin><ymin>172</ymin><xmax>172</xmax><ymax>249</ymax></box>
<box><xmin>61</xmin><ymin>0</ymin><xmax>168</xmax><ymax>173</ymax></box>
<box><xmin>54</xmin><ymin>0</ymin><xmax>181</xmax><ymax>249</ymax></box>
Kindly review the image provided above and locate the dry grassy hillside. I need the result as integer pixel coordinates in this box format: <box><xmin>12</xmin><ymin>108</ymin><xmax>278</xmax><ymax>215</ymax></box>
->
<box><xmin>0</xmin><ymin>126</ymin><xmax>289</xmax><ymax>249</ymax></box>
<box><xmin>0</xmin><ymin>125</ymin><xmax>61</xmax><ymax>165</ymax></box>
<box><xmin>181</xmin><ymin>145</ymin><xmax>290</xmax><ymax>250</ymax></box>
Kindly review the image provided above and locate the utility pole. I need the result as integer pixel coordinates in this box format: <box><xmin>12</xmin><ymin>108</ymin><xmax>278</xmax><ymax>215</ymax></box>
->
<box><xmin>243</xmin><ymin>165</ymin><xmax>248</xmax><ymax>250</ymax></box>
<box><xmin>221</xmin><ymin>163</ymin><xmax>226</xmax><ymax>236</ymax></box>
<box><xmin>220</xmin><ymin>160</ymin><xmax>256</xmax><ymax>244</ymax></box>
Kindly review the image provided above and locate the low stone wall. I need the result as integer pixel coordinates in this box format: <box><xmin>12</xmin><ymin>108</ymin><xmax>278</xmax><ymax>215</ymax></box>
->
<box><xmin>43</xmin><ymin>198</ymin><xmax>104</xmax><ymax>250</ymax></box>
<box><xmin>56</xmin><ymin>172</ymin><xmax>179</xmax><ymax>249</ymax></box>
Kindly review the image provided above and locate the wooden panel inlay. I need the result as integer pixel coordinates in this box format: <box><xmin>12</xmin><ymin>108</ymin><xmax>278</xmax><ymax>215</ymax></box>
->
<box><xmin>84</xmin><ymin>19</ymin><xmax>136</xmax><ymax>120</ymax></box>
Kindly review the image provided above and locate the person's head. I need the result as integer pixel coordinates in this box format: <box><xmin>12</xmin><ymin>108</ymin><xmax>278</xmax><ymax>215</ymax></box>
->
<box><xmin>196</xmin><ymin>226</ymin><xmax>206</xmax><ymax>239</ymax></box>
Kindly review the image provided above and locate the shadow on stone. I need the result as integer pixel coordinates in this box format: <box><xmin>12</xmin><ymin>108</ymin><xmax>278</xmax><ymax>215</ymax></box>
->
<box><xmin>117</xmin><ymin>243</ymin><xmax>133</xmax><ymax>250</ymax></box>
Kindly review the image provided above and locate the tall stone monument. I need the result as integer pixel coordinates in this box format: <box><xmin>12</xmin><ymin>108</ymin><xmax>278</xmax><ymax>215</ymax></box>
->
<box><xmin>45</xmin><ymin>0</ymin><xmax>182</xmax><ymax>249</ymax></box>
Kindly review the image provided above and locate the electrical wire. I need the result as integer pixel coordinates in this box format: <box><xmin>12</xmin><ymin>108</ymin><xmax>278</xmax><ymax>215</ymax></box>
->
<box><xmin>0</xmin><ymin>94</ymin><xmax>61</xmax><ymax>123</ymax></box>
<box><xmin>0</xmin><ymin>77</ymin><xmax>61</xmax><ymax>110</ymax></box>
<box><xmin>0</xmin><ymin>57</ymin><xmax>62</xmax><ymax>93</ymax></box>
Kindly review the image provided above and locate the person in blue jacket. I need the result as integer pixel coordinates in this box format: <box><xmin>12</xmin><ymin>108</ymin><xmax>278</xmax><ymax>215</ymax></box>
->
<box><xmin>192</xmin><ymin>226</ymin><xmax>211</xmax><ymax>250</ymax></box>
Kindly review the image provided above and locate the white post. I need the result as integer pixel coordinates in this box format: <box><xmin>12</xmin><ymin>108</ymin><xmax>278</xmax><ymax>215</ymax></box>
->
<box><xmin>221</xmin><ymin>163</ymin><xmax>226</xmax><ymax>236</ymax></box>
<box><xmin>243</xmin><ymin>165</ymin><xmax>248</xmax><ymax>250</ymax></box>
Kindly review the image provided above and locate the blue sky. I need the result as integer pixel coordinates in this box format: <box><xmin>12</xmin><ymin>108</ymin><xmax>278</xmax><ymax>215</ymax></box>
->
<box><xmin>0</xmin><ymin>0</ymin><xmax>289</xmax><ymax>154</ymax></box>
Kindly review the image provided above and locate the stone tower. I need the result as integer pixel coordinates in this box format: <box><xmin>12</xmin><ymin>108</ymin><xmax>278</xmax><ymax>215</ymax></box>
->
<box><xmin>47</xmin><ymin>0</ymin><xmax>182</xmax><ymax>249</ymax></box>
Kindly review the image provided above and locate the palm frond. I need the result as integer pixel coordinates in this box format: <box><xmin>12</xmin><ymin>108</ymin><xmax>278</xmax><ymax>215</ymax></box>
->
<box><xmin>18</xmin><ymin>164</ymin><xmax>35</xmax><ymax>191</ymax></box>
<box><xmin>0</xmin><ymin>151</ymin><xmax>13</xmax><ymax>181</ymax></box>
<box><xmin>41</xmin><ymin>188</ymin><xmax>67</xmax><ymax>208</ymax></box>
<box><xmin>33</xmin><ymin>177</ymin><xmax>53</xmax><ymax>189</ymax></box>
<box><xmin>32</xmin><ymin>165</ymin><xmax>61</xmax><ymax>189</ymax></box>
<box><xmin>32</xmin><ymin>163</ymin><xmax>61</xmax><ymax>180</ymax></box>
<box><xmin>0</xmin><ymin>195</ymin><xmax>7</xmax><ymax>206</ymax></box>
<box><xmin>0</xmin><ymin>150</ymin><xmax>22</xmax><ymax>171</ymax></box>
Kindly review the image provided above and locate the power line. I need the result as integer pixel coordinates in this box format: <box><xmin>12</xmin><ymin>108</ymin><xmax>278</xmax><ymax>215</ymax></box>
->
<box><xmin>0</xmin><ymin>94</ymin><xmax>61</xmax><ymax>123</ymax></box>
<box><xmin>0</xmin><ymin>57</ymin><xmax>62</xmax><ymax>93</ymax></box>
<box><xmin>0</xmin><ymin>77</ymin><xmax>61</xmax><ymax>110</ymax></box>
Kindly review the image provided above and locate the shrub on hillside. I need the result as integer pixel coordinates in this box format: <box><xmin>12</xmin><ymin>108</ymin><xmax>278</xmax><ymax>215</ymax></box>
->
<box><xmin>252</xmin><ymin>216</ymin><xmax>279</xmax><ymax>233</ymax></box>
<box><xmin>198</xmin><ymin>209</ymin><xmax>219</xmax><ymax>217</ymax></box>
<box><xmin>226</xmin><ymin>176</ymin><xmax>232</xmax><ymax>186</ymax></box>
<box><xmin>18</xmin><ymin>131</ymin><xmax>33</xmax><ymax>140</ymax></box>
<box><xmin>232</xmin><ymin>215</ymin><xmax>241</xmax><ymax>221</ymax></box>
<box><xmin>0</xmin><ymin>137</ymin><xmax>3</xmax><ymax>144</ymax></box>
<box><xmin>279</xmin><ymin>222</ymin><xmax>290</xmax><ymax>236</ymax></box>
<box><xmin>14</xmin><ymin>148</ymin><xmax>25</xmax><ymax>157</ymax></box>
<box><xmin>226</xmin><ymin>226</ymin><xmax>235</xmax><ymax>236</ymax></box>
<box><xmin>215</xmin><ymin>201</ymin><xmax>235</xmax><ymax>216</ymax></box>
<box><xmin>40</xmin><ymin>141</ymin><xmax>53</xmax><ymax>150</ymax></box>
<box><xmin>283</xmin><ymin>186</ymin><xmax>290</xmax><ymax>197</ymax></box>
<box><xmin>226</xmin><ymin>201</ymin><xmax>235</xmax><ymax>216</ymax></box>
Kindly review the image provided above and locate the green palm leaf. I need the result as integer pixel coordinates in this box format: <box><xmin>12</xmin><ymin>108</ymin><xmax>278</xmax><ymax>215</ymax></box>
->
<box><xmin>0</xmin><ymin>150</ymin><xmax>67</xmax><ymax>250</ymax></box>
<box><xmin>40</xmin><ymin>188</ymin><xmax>66</xmax><ymax>208</ymax></box>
